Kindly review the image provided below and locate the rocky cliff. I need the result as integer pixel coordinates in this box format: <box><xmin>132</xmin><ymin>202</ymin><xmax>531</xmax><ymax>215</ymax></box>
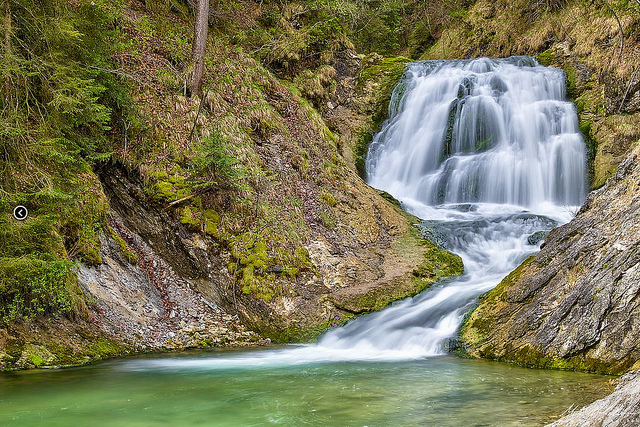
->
<box><xmin>461</xmin><ymin>143</ymin><xmax>640</xmax><ymax>373</ymax></box>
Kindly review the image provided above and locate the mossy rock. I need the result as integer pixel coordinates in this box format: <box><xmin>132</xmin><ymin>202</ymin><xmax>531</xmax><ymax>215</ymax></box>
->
<box><xmin>413</xmin><ymin>241</ymin><xmax>464</xmax><ymax>279</ymax></box>
<box><xmin>262</xmin><ymin>315</ymin><xmax>354</xmax><ymax>343</ymax></box>
<box><xmin>18</xmin><ymin>344</ymin><xmax>56</xmax><ymax>368</ymax></box>
<box><xmin>535</xmin><ymin>49</ymin><xmax>555</xmax><ymax>66</ymax></box>
<box><xmin>82</xmin><ymin>338</ymin><xmax>128</xmax><ymax>360</ymax></box>
<box><xmin>354</xmin><ymin>55</ymin><xmax>412</xmax><ymax>177</ymax></box>
<box><xmin>107</xmin><ymin>227</ymin><xmax>138</xmax><ymax>264</ymax></box>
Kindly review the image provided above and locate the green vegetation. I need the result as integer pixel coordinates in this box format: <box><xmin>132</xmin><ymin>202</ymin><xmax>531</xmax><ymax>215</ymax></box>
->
<box><xmin>413</xmin><ymin>241</ymin><xmax>464</xmax><ymax>280</ymax></box>
<box><xmin>107</xmin><ymin>226</ymin><xmax>138</xmax><ymax>264</ymax></box>
<box><xmin>189</xmin><ymin>131</ymin><xmax>248</xmax><ymax>194</ymax></box>
<box><xmin>228</xmin><ymin>230</ymin><xmax>315</xmax><ymax>302</ymax></box>
<box><xmin>355</xmin><ymin>56</ymin><xmax>411</xmax><ymax>176</ymax></box>
<box><xmin>0</xmin><ymin>0</ymin><xmax>130</xmax><ymax>322</ymax></box>
<box><xmin>535</xmin><ymin>49</ymin><xmax>555</xmax><ymax>66</ymax></box>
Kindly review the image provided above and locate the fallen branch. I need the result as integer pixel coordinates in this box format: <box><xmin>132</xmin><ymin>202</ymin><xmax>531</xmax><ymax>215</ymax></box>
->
<box><xmin>188</xmin><ymin>89</ymin><xmax>208</xmax><ymax>144</ymax></box>
<box><xmin>166</xmin><ymin>194</ymin><xmax>195</xmax><ymax>208</ymax></box>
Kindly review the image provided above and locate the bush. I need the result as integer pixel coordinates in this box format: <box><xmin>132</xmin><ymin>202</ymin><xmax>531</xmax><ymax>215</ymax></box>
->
<box><xmin>0</xmin><ymin>256</ymin><xmax>76</xmax><ymax>322</ymax></box>
<box><xmin>190</xmin><ymin>131</ymin><xmax>248</xmax><ymax>193</ymax></box>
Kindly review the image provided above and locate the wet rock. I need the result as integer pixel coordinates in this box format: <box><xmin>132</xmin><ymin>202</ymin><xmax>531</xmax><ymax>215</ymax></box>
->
<box><xmin>548</xmin><ymin>371</ymin><xmax>640</xmax><ymax>426</ymax></box>
<box><xmin>16</xmin><ymin>344</ymin><xmax>56</xmax><ymax>368</ymax></box>
<box><xmin>527</xmin><ymin>230</ymin><xmax>548</xmax><ymax>246</ymax></box>
<box><xmin>461</xmin><ymin>145</ymin><xmax>640</xmax><ymax>374</ymax></box>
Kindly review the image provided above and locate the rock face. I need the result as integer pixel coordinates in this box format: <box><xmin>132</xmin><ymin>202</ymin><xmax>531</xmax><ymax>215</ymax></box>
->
<box><xmin>548</xmin><ymin>370</ymin><xmax>640</xmax><ymax>426</ymax></box>
<box><xmin>78</xmin><ymin>212</ymin><xmax>262</xmax><ymax>350</ymax></box>
<box><xmin>461</xmin><ymin>144</ymin><xmax>640</xmax><ymax>374</ymax></box>
<box><xmin>99</xmin><ymin>163</ymin><xmax>462</xmax><ymax>343</ymax></box>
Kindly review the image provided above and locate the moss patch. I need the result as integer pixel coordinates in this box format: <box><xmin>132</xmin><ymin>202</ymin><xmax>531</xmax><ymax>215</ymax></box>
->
<box><xmin>107</xmin><ymin>226</ymin><xmax>138</xmax><ymax>264</ymax></box>
<box><xmin>354</xmin><ymin>55</ymin><xmax>411</xmax><ymax>176</ymax></box>
<box><xmin>414</xmin><ymin>241</ymin><xmax>464</xmax><ymax>280</ymax></box>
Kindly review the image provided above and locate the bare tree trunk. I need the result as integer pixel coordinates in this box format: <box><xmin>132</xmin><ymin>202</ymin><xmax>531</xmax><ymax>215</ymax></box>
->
<box><xmin>3</xmin><ymin>0</ymin><xmax>12</xmax><ymax>104</ymax></box>
<box><xmin>190</xmin><ymin>0</ymin><xmax>210</xmax><ymax>98</ymax></box>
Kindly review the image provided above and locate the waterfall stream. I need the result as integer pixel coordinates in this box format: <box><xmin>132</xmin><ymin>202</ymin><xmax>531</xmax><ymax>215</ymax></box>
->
<box><xmin>367</xmin><ymin>56</ymin><xmax>587</xmax><ymax>207</ymax></box>
<box><xmin>128</xmin><ymin>57</ymin><xmax>588</xmax><ymax>368</ymax></box>
<box><xmin>310</xmin><ymin>56</ymin><xmax>589</xmax><ymax>359</ymax></box>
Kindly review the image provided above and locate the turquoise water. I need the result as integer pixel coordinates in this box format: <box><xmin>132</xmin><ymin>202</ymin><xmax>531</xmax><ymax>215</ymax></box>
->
<box><xmin>0</xmin><ymin>349</ymin><xmax>612</xmax><ymax>426</ymax></box>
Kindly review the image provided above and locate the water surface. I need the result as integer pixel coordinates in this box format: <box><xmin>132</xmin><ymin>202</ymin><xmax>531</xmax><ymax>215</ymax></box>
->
<box><xmin>0</xmin><ymin>350</ymin><xmax>612</xmax><ymax>426</ymax></box>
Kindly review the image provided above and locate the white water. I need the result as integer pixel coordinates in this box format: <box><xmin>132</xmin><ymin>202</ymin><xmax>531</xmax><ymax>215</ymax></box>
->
<box><xmin>367</xmin><ymin>56</ymin><xmax>587</xmax><ymax>207</ymax></box>
<box><xmin>125</xmin><ymin>57</ymin><xmax>587</xmax><ymax>372</ymax></box>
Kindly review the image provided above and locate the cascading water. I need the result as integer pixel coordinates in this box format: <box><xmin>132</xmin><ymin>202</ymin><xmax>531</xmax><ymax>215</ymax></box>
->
<box><xmin>366</xmin><ymin>56</ymin><xmax>587</xmax><ymax>208</ymax></box>
<box><xmin>126</xmin><ymin>57</ymin><xmax>588</xmax><ymax>369</ymax></box>
<box><xmin>310</xmin><ymin>57</ymin><xmax>588</xmax><ymax>359</ymax></box>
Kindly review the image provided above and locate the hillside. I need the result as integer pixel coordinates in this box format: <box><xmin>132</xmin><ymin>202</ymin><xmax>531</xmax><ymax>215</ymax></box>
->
<box><xmin>0</xmin><ymin>0</ymin><xmax>464</xmax><ymax>369</ymax></box>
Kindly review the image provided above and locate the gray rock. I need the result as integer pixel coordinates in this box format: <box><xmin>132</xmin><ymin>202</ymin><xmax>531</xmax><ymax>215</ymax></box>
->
<box><xmin>527</xmin><ymin>230</ymin><xmax>549</xmax><ymax>246</ymax></box>
<box><xmin>548</xmin><ymin>371</ymin><xmax>640</xmax><ymax>426</ymax></box>
<box><xmin>461</xmin><ymin>144</ymin><xmax>640</xmax><ymax>374</ymax></box>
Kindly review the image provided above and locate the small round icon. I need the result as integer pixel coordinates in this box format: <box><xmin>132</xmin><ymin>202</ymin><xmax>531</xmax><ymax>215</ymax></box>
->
<box><xmin>13</xmin><ymin>205</ymin><xmax>28</xmax><ymax>221</ymax></box>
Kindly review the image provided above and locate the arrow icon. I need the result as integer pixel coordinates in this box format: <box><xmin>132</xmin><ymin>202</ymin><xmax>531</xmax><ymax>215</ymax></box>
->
<box><xmin>13</xmin><ymin>206</ymin><xmax>28</xmax><ymax>221</ymax></box>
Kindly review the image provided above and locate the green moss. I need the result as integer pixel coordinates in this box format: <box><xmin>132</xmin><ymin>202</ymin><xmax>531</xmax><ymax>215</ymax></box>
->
<box><xmin>358</xmin><ymin>56</ymin><xmax>411</xmax><ymax>85</ymax></box>
<box><xmin>563</xmin><ymin>64</ymin><xmax>578</xmax><ymax>99</ymax></box>
<box><xmin>180</xmin><ymin>206</ymin><xmax>201</xmax><ymax>231</ymax></box>
<box><xmin>321</xmin><ymin>191</ymin><xmax>337</xmax><ymax>207</ymax></box>
<box><xmin>176</xmin><ymin>188</ymin><xmax>191</xmax><ymax>199</ymax></box>
<box><xmin>319</xmin><ymin>212</ymin><xmax>336</xmax><ymax>229</ymax></box>
<box><xmin>151</xmin><ymin>180</ymin><xmax>176</xmax><ymax>202</ymax></box>
<box><xmin>535</xmin><ymin>49</ymin><xmax>555</xmax><ymax>66</ymax></box>
<box><xmin>228</xmin><ymin>229</ymin><xmax>314</xmax><ymax>303</ymax></box>
<box><xmin>204</xmin><ymin>209</ymin><xmax>220</xmax><ymax>222</ymax></box>
<box><xmin>22</xmin><ymin>344</ymin><xmax>56</xmax><ymax>368</ymax></box>
<box><xmin>231</xmin><ymin>236</ymin><xmax>274</xmax><ymax>302</ymax></box>
<box><xmin>354</xmin><ymin>129</ymin><xmax>374</xmax><ymax>177</ymax></box>
<box><xmin>151</xmin><ymin>170</ymin><xmax>169</xmax><ymax>181</ymax></box>
<box><xmin>107</xmin><ymin>226</ymin><xmax>138</xmax><ymax>264</ymax></box>
<box><xmin>579</xmin><ymin>119</ymin><xmax>598</xmax><ymax>183</ymax></box>
<box><xmin>504</xmin><ymin>344</ymin><xmax>630</xmax><ymax>375</ymax></box>
<box><xmin>264</xmin><ymin>314</ymin><xmax>354</xmax><ymax>343</ymax></box>
<box><xmin>478</xmin><ymin>255</ymin><xmax>535</xmax><ymax>304</ymax></box>
<box><xmin>459</xmin><ymin>256</ymin><xmax>536</xmax><ymax>352</ymax></box>
<box><xmin>413</xmin><ymin>241</ymin><xmax>464</xmax><ymax>279</ymax></box>
<box><xmin>82</xmin><ymin>338</ymin><xmax>127</xmax><ymax>360</ymax></box>
<box><xmin>354</xmin><ymin>56</ymin><xmax>411</xmax><ymax>177</ymax></box>
<box><xmin>204</xmin><ymin>219</ymin><xmax>219</xmax><ymax>236</ymax></box>
<box><xmin>203</xmin><ymin>209</ymin><xmax>220</xmax><ymax>236</ymax></box>
<box><xmin>148</xmin><ymin>169</ymin><xmax>194</xmax><ymax>203</ymax></box>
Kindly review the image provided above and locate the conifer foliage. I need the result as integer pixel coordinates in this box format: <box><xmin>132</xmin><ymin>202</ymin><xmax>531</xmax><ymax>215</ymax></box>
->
<box><xmin>0</xmin><ymin>0</ymin><xmax>127</xmax><ymax>321</ymax></box>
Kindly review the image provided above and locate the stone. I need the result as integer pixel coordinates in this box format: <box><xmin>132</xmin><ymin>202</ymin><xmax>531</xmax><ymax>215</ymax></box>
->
<box><xmin>461</xmin><ymin>144</ymin><xmax>640</xmax><ymax>374</ymax></box>
<box><xmin>548</xmin><ymin>371</ymin><xmax>640</xmax><ymax>426</ymax></box>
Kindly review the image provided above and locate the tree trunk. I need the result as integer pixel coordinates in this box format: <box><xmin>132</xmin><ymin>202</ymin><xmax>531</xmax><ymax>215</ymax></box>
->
<box><xmin>190</xmin><ymin>0</ymin><xmax>209</xmax><ymax>98</ymax></box>
<box><xmin>3</xmin><ymin>0</ymin><xmax>12</xmax><ymax>104</ymax></box>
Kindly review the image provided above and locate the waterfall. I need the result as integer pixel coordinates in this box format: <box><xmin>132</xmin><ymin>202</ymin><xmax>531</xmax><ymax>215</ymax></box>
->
<box><xmin>125</xmin><ymin>57</ymin><xmax>589</xmax><ymax>369</ymax></box>
<box><xmin>309</xmin><ymin>57</ymin><xmax>588</xmax><ymax>359</ymax></box>
<box><xmin>366</xmin><ymin>56</ymin><xmax>587</xmax><ymax>208</ymax></box>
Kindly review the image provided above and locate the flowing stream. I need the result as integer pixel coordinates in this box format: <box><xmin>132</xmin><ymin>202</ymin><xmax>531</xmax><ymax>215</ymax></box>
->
<box><xmin>0</xmin><ymin>58</ymin><xmax>610</xmax><ymax>426</ymax></box>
